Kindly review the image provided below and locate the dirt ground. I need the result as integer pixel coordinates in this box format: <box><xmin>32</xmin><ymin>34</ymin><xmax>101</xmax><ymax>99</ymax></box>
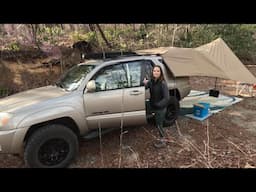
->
<box><xmin>0</xmin><ymin>62</ymin><xmax>256</xmax><ymax>168</ymax></box>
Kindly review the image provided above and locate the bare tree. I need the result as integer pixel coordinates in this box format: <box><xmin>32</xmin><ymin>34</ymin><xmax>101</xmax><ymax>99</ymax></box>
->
<box><xmin>171</xmin><ymin>24</ymin><xmax>184</xmax><ymax>47</ymax></box>
<box><xmin>96</xmin><ymin>24</ymin><xmax>112</xmax><ymax>49</ymax></box>
<box><xmin>69</xmin><ymin>24</ymin><xmax>75</xmax><ymax>31</ymax></box>
<box><xmin>29</xmin><ymin>24</ymin><xmax>41</xmax><ymax>50</ymax></box>
<box><xmin>132</xmin><ymin>24</ymin><xmax>136</xmax><ymax>32</ymax></box>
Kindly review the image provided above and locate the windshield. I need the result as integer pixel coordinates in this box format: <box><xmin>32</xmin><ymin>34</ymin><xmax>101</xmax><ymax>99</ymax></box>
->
<box><xmin>56</xmin><ymin>64</ymin><xmax>95</xmax><ymax>91</ymax></box>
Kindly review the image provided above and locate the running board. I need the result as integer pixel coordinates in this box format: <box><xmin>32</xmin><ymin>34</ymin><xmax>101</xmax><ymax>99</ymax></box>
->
<box><xmin>82</xmin><ymin>128</ymin><xmax>116</xmax><ymax>140</ymax></box>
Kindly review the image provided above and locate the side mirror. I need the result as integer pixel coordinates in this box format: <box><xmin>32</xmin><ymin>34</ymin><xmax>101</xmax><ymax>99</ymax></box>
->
<box><xmin>86</xmin><ymin>80</ymin><xmax>96</xmax><ymax>92</ymax></box>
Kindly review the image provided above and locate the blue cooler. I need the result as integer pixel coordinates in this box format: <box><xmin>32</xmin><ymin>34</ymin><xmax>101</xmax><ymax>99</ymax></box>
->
<box><xmin>193</xmin><ymin>102</ymin><xmax>210</xmax><ymax>118</ymax></box>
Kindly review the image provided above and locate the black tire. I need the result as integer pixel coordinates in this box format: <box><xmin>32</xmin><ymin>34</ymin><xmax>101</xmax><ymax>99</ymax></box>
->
<box><xmin>163</xmin><ymin>96</ymin><xmax>180</xmax><ymax>127</ymax></box>
<box><xmin>24</xmin><ymin>124</ymin><xmax>79</xmax><ymax>168</ymax></box>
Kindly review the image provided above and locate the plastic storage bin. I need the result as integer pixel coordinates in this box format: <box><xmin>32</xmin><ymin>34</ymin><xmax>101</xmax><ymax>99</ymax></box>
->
<box><xmin>193</xmin><ymin>102</ymin><xmax>210</xmax><ymax>118</ymax></box>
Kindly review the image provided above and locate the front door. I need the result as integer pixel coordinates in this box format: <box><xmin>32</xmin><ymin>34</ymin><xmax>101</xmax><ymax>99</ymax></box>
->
<box><xmin>83</xmin><ymin>61</ymin><xmax>146</xmax><ymax>130</ymax></box>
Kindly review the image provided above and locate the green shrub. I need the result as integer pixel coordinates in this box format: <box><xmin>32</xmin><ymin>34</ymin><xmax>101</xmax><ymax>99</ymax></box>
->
<box><xmin>7</xmin><ymin>42</ymin><xmax>20</xmax><ymax>51</ymax></box>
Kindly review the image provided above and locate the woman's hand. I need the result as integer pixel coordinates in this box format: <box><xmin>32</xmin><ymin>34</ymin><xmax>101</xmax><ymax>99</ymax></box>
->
<box><xmin>143</xmin><ymin>78</ymin><xmax>148</xmax><ymax>85</ymax></box>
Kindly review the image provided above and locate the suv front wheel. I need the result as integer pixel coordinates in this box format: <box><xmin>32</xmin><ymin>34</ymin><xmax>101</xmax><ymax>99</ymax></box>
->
<box><xmin>24</xmin><ymin>124</ymin><xmax>79</xmax><ymax>168</ymax></box>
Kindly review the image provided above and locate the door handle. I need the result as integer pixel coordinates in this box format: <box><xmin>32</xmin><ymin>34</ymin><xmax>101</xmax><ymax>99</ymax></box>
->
<box><xmin>92</xmin><ymin>112</ymin><xmax>103</xmax><ymax>115</ymax></box>
<box><xmin>130</xmin><ymin>90</ymin><xmax>143</xmax><ymax>95</ymax></box>
<box><xmin>92</xmin><ymin>111</ymin><xmax>109</xmax><ymax>115</ymax></box>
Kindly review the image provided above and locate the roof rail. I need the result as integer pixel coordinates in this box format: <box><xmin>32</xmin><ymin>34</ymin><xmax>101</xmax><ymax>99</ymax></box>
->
<box><xmin>84</xmin><ymin>51</ymin><xmax>139</xmax><ymax>60</ymax></box>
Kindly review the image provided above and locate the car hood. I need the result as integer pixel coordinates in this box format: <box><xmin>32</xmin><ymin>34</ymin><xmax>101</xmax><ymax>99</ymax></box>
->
<box><xmin>0</xmin><ymin>86</ymin><xmax>68</xmax><ymax>113</ymax></box>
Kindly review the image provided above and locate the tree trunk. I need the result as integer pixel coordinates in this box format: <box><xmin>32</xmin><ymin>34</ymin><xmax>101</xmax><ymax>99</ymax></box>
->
<box><xmin>0</xmin><ymin>24</ymin><xmax>3</xmax><ymax>35</ymax></box>
<box><xmin>89</xmin><ymin>24</ymin><xmax>95</xmax><ymax>31</ymax></box>
<box><xmin>30</xmin><ymin>24</ymin><xmax>41</xmax><ymax>50</ymax></box>
<box><xmin>172</xmin><ymin>24</ymin><xmax>178</xmax><ymax>46</ymax></box>
<box><xmin>165</xmin><ymin>24</ymin><xmax>168</xmax><ymax>32</ymax></box>
<box><xmin>186</xmin><ymin>24</ymin><xmax>190</xmax><ymax>39</ymax></box>
<box><xmin>158</xmin><ymin>24</ymin><xmax>161</xmax><ymax>46</ymax></box>
<box><xmin>132</xmin><ymin>24</ymin><xmax>136</xmax><ymax>32</ymax></box>
<box><xmin>96</xmin><ymin>24</ymin><xmax>112</xmax><ymax>48</ymax></box>
<box><xmin>70</xmin><ymin>24</ymin><xmax>75</xmax><ymax>31</ymax></box>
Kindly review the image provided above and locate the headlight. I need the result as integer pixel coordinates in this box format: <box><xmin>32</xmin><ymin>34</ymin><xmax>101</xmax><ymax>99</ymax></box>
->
<box><xmin>0</xmin><ymin>112</ymin><xmax>12</xmax><ymax>128</ymax></box>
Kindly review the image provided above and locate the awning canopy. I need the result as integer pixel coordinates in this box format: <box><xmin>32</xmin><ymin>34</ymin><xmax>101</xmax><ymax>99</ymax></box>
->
<box><xmin>136</xmin><ymin>38</ymin><xmax>256</xmax><ymax>84</ymax></box>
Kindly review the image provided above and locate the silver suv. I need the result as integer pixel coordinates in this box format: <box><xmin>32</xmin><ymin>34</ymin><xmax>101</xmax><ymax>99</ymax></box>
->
<box><xmin>0</xmin><ymin>54</ymin><xmax>191</xmax><ymax>168</ymax></box>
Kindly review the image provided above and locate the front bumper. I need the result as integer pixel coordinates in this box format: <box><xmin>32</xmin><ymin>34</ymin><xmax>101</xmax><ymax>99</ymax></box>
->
<box><xmin>0</xmin><ymin>127</ymin><xmax>27</xmax><ymax>154</ymax></box>
<box><xmin>0</xmin><ymin>129</ymin><xmax>17</xmax><ymax>153</ymax></box>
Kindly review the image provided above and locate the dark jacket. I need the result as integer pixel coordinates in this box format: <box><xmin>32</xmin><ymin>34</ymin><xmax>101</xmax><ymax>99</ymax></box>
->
<box><xmin>146</xmin><ymin>79</ymin><xmax>170</xmax><ymax>110</ymax></box>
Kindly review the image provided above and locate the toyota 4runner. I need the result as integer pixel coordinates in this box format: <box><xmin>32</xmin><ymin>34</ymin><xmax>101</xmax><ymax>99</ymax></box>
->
<box><xmin>0</xmin><ymin>53</ymin><xmax>191</xmax><ymax>167</ymax></box>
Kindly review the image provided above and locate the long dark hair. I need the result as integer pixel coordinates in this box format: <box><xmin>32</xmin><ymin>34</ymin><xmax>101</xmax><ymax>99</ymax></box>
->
<box><xmin>152</xmin><ymin>65</ymin><xmax>165</xmax><ymax>82</ymax></box>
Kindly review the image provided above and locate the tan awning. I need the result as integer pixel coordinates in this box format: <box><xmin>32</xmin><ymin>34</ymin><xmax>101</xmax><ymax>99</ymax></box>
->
<box><xmin>136</xmin><ymin>38</ymin><xmax>256</xmax><ymax>84</ymax></box>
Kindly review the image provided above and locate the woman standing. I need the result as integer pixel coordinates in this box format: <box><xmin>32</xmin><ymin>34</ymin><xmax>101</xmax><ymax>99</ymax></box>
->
<box><xmin>144</xmin><ymin>65</ymin><xmax>170</xmax><ymax>148</ymax></box>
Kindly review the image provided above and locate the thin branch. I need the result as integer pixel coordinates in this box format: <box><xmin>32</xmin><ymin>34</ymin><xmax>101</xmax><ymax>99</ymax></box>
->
<box><xmin>98</xmin><ymin>121</ymin><xmax>104</xmax><ymax>167</ymax></box>
<box><xmin>185</xmin><ymin>138</ymin><xmax>207</xmax><ymax>160</ymax></box>
<box><xmin>175</xmin><ymin>120</ymin><xmax>183</xmax><ymax>137</ymax></box>
<box><xmin>118</xmin><ymin>87</ymin><xmax>125</xmax><ymax>168</ymax></box>
<box><xmin>126</xmin><ymin>146</ymin><xmax>141</xmax><ymax>168</ymax></box>
<box><xmin>184</xmin><ymin>138</ymin><xmax>212</xmax><ymax>168</ymax></box>
<box><xmin>142</xmin><ymin>126</ymin><xmax>158</xmax><ymax>140</ymax></box>
<box><xmin>226</xmin><ymin>139</ymin><xmax>249</xmax><ymax>157</ymax></box>
<box><xmin>206</xmin><ymin>119</ymin><xmax>211</xmax><ymax>167</ymax></box>
<box><xmin>219</xmin><ymin>133</ymin><xmax>249</xmax><ymax>157</ymax></box>
<box><xmin>180</xmin><ymin>161</ymin><xmax>197</xmax><ymax>168</ymax></box>
<box><xmin>203</xmin><ymin>140</ymin><xmax>207</xmax><ymax>156</ymax></box>
<box><xmin>196</xmin><ymin>157</ymin><xmax>212</xmax><ymax>168</ymax></box>
<box><xmin>96</xmin><ymin>24</ymin><xmax>112</xmax><ymax>48</ymax></box>
<box><xmin>118</xmin><ymin>119</ymin><xmax>124</xmax><ymax>168</ymax></box>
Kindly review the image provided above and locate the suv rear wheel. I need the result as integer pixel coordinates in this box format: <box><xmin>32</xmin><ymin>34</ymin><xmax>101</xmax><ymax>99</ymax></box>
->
<box><xmin>164</xmin><ymin>96</ymin><xmax>180</xmax><ymax>127</ymax></box>
<box><xmin>24</xmin><ymin>124</ymin><xmax>79</xmax><ymax>168</ymax></box>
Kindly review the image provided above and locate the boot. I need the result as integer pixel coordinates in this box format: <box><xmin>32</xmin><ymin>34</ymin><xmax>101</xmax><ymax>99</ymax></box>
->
<box><xmin>153</xmin><ymin>138</ymin><xmax>166</xmax><ymax>148</ymax></box>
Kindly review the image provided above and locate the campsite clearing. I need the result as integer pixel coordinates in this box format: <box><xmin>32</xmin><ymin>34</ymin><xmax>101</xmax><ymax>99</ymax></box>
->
<box><xmin>0</xmin><ymin>67</ymin><xmax>255</xmax><ymax>168</ymax></box>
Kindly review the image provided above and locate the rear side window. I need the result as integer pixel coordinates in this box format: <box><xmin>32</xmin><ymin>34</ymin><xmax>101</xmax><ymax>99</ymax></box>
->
<box><xmin>93</xmin><ymin>60</ymin><xmax>156</xmax><ymax>91</ymax></box>
<box><xmin>142</xmin><ymin>60</ymin><xmax>154</xmax><ymax>80</ymax></box>
<box><xmin>127</xmin><ymin>61</ymin><xmax>142</xmax><ymax>87</ymax></box>
<box><xmin>158</xmin><ymin>58</ymin><xmax>164</xmax><ymax>64</ymax></box>
<box><xmin>126</xmin><ymin>60</ymin><xmax>154</xmax><ymax>87</ymax></box>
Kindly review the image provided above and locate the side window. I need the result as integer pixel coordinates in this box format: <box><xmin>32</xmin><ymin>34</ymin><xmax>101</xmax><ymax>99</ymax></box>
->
<box><xmin>127</xmin><ymin>61</ymin><xmax>142</xmax><ymax>87</ymax></box>
<box><xmin>94</xmin><ymin>64</ymin><xmax>128</xmax><ymax>91</ymax></box>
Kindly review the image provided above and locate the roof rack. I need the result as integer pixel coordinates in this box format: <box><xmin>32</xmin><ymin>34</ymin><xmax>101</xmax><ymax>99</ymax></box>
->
<box><xmin>83</xmin><ymin>51</ymin><xmax>140</xmax><ymax>60</ymax></box>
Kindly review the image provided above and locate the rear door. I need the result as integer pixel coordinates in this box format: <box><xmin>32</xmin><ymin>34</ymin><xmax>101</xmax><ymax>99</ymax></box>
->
<box><xmin>122</xmin><ymin>61</ymin><xmax>147</xmax><ymax>127</ymax></box>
